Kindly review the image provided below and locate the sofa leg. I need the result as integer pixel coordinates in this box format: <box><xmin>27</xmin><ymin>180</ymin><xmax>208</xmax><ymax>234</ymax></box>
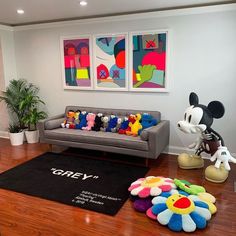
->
<box><xmin>145</xmin><ymin>158</ymin><xmax>149</xmax><ymax>167</ymax></box>
<box><xmin>48</xmin><ymin>144</ymin><xmax>53</xmax><ymax>152</ymax></box>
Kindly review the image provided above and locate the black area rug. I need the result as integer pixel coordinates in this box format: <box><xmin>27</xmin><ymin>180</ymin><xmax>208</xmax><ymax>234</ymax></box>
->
<box><xmin>0</xmin><ymin>152</ymin><xmax>149</xmax><ymax>215</ymax></box>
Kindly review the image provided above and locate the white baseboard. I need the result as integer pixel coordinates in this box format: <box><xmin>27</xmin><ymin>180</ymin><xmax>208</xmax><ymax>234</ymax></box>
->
<box><xmin>0</xmin><ymin>131</ymin><xmax>9</xmax><ymax>139</ymax></box>
<box><xmin>164</xmin><ymin>145</ymin><xmax>236</xmax><ymax>159</ymax></box>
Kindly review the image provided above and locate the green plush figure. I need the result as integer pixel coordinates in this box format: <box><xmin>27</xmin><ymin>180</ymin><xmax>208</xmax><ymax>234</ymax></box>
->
<box><xmin>174</xmin><ymin>179</ymin><xmax>205</xmax><ymax>195</ymax></box>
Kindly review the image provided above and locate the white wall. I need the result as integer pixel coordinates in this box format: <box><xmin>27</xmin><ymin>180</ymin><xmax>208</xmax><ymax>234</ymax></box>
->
<box><xmin>0</xmin><ymin>26</ymin><xmax>17</xmax><ymax>135</ymax></box>
<box><xmin>13</xmin><ymin>5</ymin><xmax>236</xmax><ymax>154</ymax></box>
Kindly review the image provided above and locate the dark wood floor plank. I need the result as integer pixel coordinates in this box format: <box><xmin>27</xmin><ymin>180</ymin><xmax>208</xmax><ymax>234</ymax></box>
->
<box><xmin>0</xmin><ymin>138</ymin><xmax>235</xmax><ymax>236</ymax></box>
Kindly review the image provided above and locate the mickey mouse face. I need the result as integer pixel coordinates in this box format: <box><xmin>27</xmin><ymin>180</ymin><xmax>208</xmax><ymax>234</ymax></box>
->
<box><xmin>178</xmin><ymin>106</ymin><xmax>207</xmax><ymax>134</ymax></box>
<box><xmin>178</xmin><ymin>92</ymin><xmax>225</xmax><ymax>134</ymax></box>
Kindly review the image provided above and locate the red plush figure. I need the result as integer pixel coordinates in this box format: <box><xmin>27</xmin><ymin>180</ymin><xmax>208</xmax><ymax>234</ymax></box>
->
<box><xmin>126</xmin><ymin>113</ymin><xmax>142</xmax><ymax>136</ymax></box>
<box><xmin>119</xmin><ymin>114</ymin><xmax>135</xmax><ymax>134</ymax></box>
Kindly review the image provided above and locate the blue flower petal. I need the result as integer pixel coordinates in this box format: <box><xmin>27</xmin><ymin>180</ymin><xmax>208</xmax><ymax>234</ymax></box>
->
<box><xmin>178</xmin><ymin>190</ymin><xmax>189</xmax><ymax>196</ymax></box>
<box><xmin>194</xmin><ymin>201</ymin><xmax>209</xmax><ymax>209</ymax></box>
<box><xmin>190</xmin><ymin>211</ymin><xmax>207</xmax><ymax>229</ymax></box>
<box><xmin>160</xmin><ymin>192</ymin><xmax>172</xmax><ymax>198</ymax></box>
<box><xmin>152</xmin><ymin>203</ymin><xmax>167</xmax><ymax>215</ymax></box>
<box><xmin>168</xmin><ymin>213</ymin><xmax>182</xmax><ymax>232</ymax></box>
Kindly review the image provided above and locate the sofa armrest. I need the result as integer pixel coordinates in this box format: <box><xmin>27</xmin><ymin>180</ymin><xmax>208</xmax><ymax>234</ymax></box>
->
<box><xmin>143</xmin><ymin>120</ymin><xmax>170</xmax><ymax>159</ymax></box>
<box><xmin>38</xmin><ymin>113</ymin><xmax>64</xmax><ymax>142</ymax></box>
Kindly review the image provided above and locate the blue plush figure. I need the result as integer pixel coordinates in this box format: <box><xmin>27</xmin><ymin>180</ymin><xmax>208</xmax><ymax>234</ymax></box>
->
<box><xmin>76</xmin><ymin>111</ymin><xmax>87</xmax><ymax>129</ymax></box>
<box><xmin>106</xmin><ymin>115</ymin><xmax>118</xmax><ymax>132</ymax></box>
<box><xmin>138</xmin><ymin>113</ymin><xmax>158</xmax><ymax>135</ymax></box>
<box><xmin>118</xmin><ymin>117</ymin><xmax>129</xmax><ymax>134</ymax></box>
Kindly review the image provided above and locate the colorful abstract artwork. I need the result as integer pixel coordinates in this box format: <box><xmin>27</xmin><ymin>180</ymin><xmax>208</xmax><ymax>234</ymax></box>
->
<box><xmin>94</xmin><ymin>34</ymin><xmax>128</xmax><ymax>90</ymax></box>
<box><xmin>61</xmin><ymin>36</ymin><xmax>93</xmax><ymax>90</ymax></box>
<box><xmin>130</xmin><ymin>31</ymin><xmax>168</xmax><ymax>92</ymax></box>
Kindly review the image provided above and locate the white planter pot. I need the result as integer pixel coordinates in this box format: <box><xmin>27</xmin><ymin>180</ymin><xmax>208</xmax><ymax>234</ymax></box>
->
<box><xmin>25</xmin><ymin>130</ymin><xmax>39</xmax><ymax>143</ymax></box>
<box><xmin>9</xmin><ymin>131</ymin><xmax>24</xmax><ymax>146</ymax></box>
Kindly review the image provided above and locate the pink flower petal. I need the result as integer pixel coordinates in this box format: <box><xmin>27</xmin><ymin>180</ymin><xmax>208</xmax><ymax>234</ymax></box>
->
<box><xmin>138</xmin><ymin>187</ymin><xmax>151</xmax><ymax>198</ymax></box>
<box><xmin>159</xmin><ymin>184</ymin><xmax>172</xmax><ymax>192</ymax></box>
<box><xmin>128</xmin><ymin>184</ymin><xmax>141</xmax><ymax>191</ymax></box>
<box><xmin>146</xmin><ymin>208</ymin><xmax>157</xmax><ymax>220</ymax></box>
<box><xmin>165</xmin><ymin>179</ymin><xmax>174</xmax><ymax>183</ymax></box>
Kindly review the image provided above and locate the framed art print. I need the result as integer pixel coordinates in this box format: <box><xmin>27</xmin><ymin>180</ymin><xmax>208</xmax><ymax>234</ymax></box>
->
<box><xmin>129</xmin><ymin>30</ymin><xmax>169</xmax><ymax>92</ymax></box>
<box><xmin>93</xmin><ymin>33</ymin><xmax>128</xmax><ymax>91</ymax></box>
<box><xmin>61</xmin><ymin>35</ymin><xmax>93</xmax><ymax>90</ymax></box>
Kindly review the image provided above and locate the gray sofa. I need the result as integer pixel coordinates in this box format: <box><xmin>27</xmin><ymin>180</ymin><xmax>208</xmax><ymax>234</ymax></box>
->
<box><xmin>38</xmin><ymin>106</ymin><xmax>170</xmax><ymax>160</ymax></box>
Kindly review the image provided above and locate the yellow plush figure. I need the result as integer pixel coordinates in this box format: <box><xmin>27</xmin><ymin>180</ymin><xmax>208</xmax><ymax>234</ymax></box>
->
<box><xmin>126</xmin><ymin>113</ymin><xmax>142</xmax><ymax>136</ymax></box>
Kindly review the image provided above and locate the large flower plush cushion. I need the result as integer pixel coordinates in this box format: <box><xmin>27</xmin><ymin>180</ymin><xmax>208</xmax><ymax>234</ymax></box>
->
<box><xmin>174</xmin><ymin>178</ymin><xmax>217</xmax><ymax>214</ymax></box>
<box><xmin>149</xmin><ymin>193</ymin><xmax>212</xmax><ymax>232</ymax></box>
<box><xmin>128</xmin><ymin>176</ymin><xmax>176</xmax><ymax>198</ymax></box>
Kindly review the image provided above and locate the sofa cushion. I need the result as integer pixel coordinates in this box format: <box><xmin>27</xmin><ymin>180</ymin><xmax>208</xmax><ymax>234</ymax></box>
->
<box><xmin>45</xmin><ymin>118</ymin><xmax>65</xmax><ymax>130</ymax></box>
<box><xmin>140</xmin><ymin>130</ymin><xmax>149</xmax><ymax>141</ymax></box>
<box><xmin>44</xmin><ymin>128</ymin><xmax>148</xmax><ymax>151</ymax></box>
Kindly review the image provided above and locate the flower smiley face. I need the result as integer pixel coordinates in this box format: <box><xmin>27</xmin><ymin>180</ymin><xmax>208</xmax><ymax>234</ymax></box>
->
<box><xmin>151</xmin><ymin>194</ymin><xmax>211</xmax><ymax>232</ymax></box>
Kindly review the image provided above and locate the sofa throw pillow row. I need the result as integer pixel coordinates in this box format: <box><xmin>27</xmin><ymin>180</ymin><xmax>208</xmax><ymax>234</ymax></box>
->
<box><xmin>61</xmin><ymin>110</ymin><xmax>158</xmax><ymax>136</ymax></box>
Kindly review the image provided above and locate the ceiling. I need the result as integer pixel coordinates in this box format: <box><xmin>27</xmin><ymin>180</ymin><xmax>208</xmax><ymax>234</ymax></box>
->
<box><xmin>0</xmin><ymin>0</ymin><xmax>234</xmax><ymax>26</ymax></box>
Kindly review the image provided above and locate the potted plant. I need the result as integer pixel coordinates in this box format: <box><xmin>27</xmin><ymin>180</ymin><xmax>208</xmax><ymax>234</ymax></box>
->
<box><xmin>8</xmin><ymin>124</ymin><xmax>24</xmax><ymax>146</ymax></box>
<box><xmin>0</xmin><ymin>79</ymin><xmax>29</xmax><ymax>145</ymax></box>
<box><xmin>18</xmin><ymin>81</ymin><xmax>47</xmax><ymax>143</ymax></box>
<box><xmin>0</xmin><ymin>79</ymin><xmax>47</xmax><ymax>145</ymax></box>
<box><xmin>23</xmin><ymin>107</ymin><xmax>47</xmax><ymax>143</ymax></box>
<box><xmin>0</xmin><ymin>79</ymin><xmax>29</xmax><ymax>130</ymax></box>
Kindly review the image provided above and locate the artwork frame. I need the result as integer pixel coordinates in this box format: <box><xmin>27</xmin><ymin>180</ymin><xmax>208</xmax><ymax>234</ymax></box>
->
<box><xmin>129</xmin><ymin>30</ymin><xmax>169</xmax><ymax>92</ymax></box>
<box><xmin>93</xmin><ymin>33</ymin><xmax>129</xmax><ymax>91</ymax></box>
<box><xmin>60</xmin><ymin>35</ymin><xmax>93</xmax><ymax>90</ymax></box>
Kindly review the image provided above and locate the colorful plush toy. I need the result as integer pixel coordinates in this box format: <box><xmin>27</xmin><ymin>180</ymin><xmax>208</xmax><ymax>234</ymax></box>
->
<box><xmin>119</xmin><ymin>114</ymin><xmax>136</xmax><ymax>134</ymax></box>
<box><xmin>139</xmin><ymin>113</ymin><xmax>158</xmax><ymax>134</ymax></box>
<box><xmin>177</xmin><ymin>92</ymin><xmax>236</xmax><ymax>183</ymax></box>
<box><xmin>100</xmin><ymin>116</ymin><xmax>109</xmax><ymax>132</ymax></box>
<box><xmin>61</xmin><ymin>110</ymin><xmax>75</xmax><ymax>128</ymax></box>
<box><xmin>174</xmin><ymin>179</ymin><xmax>205</xmax><ymax>195</ymax></box>
<box><xmin>106</xmin><ymin>115</ymin><xmax>118</xmax><ymax>132</ymax></box>
<box><xmin>77</xmin><ymin>111</ymin><xmax>87</xmax><ymax>129</ymax></box>
<box><xmin>111</xmin><ymin>117</ymin><xmax>122</xmax><ymax>133</ymax></box>
<box><xmin>82</xmin><ymin>113</ymin><xmax>96</xmax><ymax>131</ymax></box>
<box><xmin>174</xmin><ymin>179</ymin><xmax>217</xmax><ymax>214</ymax></box>
<box><xmin>69</xmin><ymin>110</ymin><xmax>80</xmax><ymax>129</ymax></box>
<box><xmin>128</xmin><ymin>176</ymin><xmax>176</xmax><ymax>213</ymax></box>
<box><xmin>92</xmin><ymin>113</ymin><xmax>103</xmax><ymax>131</ymax></box>
<box><xmin>150</xmin><ymin>193</ymin><xmax>212</xmax><ymax>232</ymax></box>
<box><xmin>118</xmin><ymin>117</ymin><xmax>129</xmax><ymax>134</ymax></box>
<box><xmin>126</xmin><ymin>113</ymin><xmax>142</xmax><ymax>136</ymax></box>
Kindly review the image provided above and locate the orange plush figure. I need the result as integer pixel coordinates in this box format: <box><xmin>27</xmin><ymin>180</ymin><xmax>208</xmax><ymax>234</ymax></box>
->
<box><xmin>69</xmin><ymin>110</ymin><xmax>80</xmax><ymax>129</ymax></box>
<box><xmin>61</xmin><ymin>110</ymin><xmax>75</xmax><ymax>128</ymax></box>
<box><xmin>126</xmin><ymin>113</ymin><xmax>142</xmax><ymax>136</ymax></box>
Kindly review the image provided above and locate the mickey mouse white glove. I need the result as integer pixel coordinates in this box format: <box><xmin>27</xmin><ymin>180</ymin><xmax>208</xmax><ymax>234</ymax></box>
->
<box><xmin>210</xmin><ymin>146</ymin><xmax>236</xmax><ymax>171</ymax></box>
<box><xmin>188</xmin><ymin>136</ymin><xmax>203</xmax><ymax>150</ymax></box>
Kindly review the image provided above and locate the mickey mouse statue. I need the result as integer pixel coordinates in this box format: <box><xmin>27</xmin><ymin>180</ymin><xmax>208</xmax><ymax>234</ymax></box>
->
<box><xmin>177</xmin><ymin>92</ymin><xmax>236</xmax><ymax>183</ymax></box>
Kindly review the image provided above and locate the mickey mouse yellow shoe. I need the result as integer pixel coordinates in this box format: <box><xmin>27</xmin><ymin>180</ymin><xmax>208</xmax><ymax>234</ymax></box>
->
<box><xmin>205</xmin><ymin>164</ymin><xmax>229</xmax><ymax>183</ymax></box>
<box><xmin>178</xmin><ymin>153</ymin><xmax>204</xmax><ymax>169</ymax></box>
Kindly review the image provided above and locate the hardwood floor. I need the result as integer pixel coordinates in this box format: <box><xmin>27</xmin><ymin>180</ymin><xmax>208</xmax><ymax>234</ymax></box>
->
<box><xmin>0</xmin><ymin>138</ymin><xmax>235</xmax><ymax>236</ymax></box>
